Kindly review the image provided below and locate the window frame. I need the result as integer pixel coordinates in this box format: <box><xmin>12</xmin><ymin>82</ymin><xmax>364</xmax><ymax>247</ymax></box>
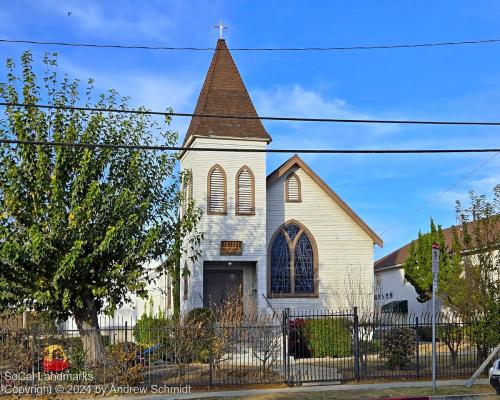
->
<box><xmin>235</xmin><ymin>165</ymin><xmax>256</xmax><ymax>216</ymax></box>
<box><xmin>285</xmin><ymin>172</ymin><xmax>302</xmax><ymax>203</ymax></box>
<box><xmin>267</xmin><ymin>219</ymin><xmax>319</xmax><ymax>298</ymax></box>
<box><xmin>207</xmin><ymin>164</ymin><xmax>227</xmax><ymax>215</ymax></box>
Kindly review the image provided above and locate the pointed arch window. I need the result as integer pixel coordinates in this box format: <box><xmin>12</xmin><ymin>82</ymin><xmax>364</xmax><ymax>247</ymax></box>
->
<box><xmin>236</xmin><ymin>166</ymin><xmax>255</xmax><ymax>215</ymax></box>
<box><xmin>269</xmin><ymin>221</ymin><xmax>318</xmax><ymax>297</ymax></box>
<box><xmin>285</xmin><ymin>172</ymin><xmax>301</xmax><ymax>203</ymax></box>
<box><xmin>207</xmin><ymin>164</ymin><xmax>226</xmax><ymax>214</ymax></box>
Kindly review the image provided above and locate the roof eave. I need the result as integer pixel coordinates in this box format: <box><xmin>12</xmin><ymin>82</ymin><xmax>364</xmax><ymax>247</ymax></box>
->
<box><xmin>267</xmin><ymin>154</ymin><xmax>383</xmax><ymax>247</ymax></box>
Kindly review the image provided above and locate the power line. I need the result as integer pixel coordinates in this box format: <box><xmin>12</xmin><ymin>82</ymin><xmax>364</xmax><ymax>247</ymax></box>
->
<box><xmin>2</xmin><ymin>102</ymin><xmax>500</xmax><ymax>126</ymax></box>
<box><xmin>1</xmin><ymin>139</ymin><xmax>499</xmax><ymax>154</ymax></box>
<box><xmin>380</xmin><ymin>152</ymin><xmax>499</xmax><ymax>235</ymax></box>
<box><xmin>2</xmin><ymin>38</ymin><xmax>500</xmax><ymax>52</ymax></box>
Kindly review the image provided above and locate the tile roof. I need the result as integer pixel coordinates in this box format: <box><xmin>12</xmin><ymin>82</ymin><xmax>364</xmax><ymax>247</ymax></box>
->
<box><xmin>183</xmin><ymin>39</ymin><xmax>271</xmax><ymax>145</ymax></box>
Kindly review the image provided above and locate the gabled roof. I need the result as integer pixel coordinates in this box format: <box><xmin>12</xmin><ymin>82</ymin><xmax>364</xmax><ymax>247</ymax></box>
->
<box><xmin>183</xmin><ymin>39</ymin><xmax>271</xmax><ymax>146</ymax></box>
<box><xmin>267</xmin><ymin>155</ymin><xmax>383</xmax><ymax>247</ymax></box>
<box><xmin>374</xmin><ymin>218</ymin><xmax>499</xmax><ymax>271</ymax></box>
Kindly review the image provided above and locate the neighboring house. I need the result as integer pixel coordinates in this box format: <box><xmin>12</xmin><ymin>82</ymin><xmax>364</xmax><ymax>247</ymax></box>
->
<box><xmin>374</xmin><ymin>220</ymin><xmax>499</xmax><ymax>315</ymax></box>
<box><xmin>177</xmin><ymin>39</ymin><xmax>383</xmax><ymax>315</ymax></box>
<box><xmin>373</xmin><ymin>258</ymin><xmax>439</xmax><ymax>315</ymax></box>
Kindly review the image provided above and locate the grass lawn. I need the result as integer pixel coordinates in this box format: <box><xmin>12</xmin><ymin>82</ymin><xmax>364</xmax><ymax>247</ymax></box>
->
<box><xmin>196</xmin><ymin>385</ymin><xmax>498</xmax><ymax>400</ymax></box>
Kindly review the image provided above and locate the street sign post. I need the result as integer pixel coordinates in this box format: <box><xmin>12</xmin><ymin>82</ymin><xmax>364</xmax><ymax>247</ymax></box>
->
<box><xmin>431</xmin><ymin>243</ymin><xmax>440</xmax><ymax>392</ymax></box>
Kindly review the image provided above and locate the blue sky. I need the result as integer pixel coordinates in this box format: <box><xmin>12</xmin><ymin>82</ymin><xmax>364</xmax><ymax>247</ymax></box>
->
<box><xmin>1</xmin><ymin>0</ymin><xmax>499</xmax><ymax>259</ymax></box>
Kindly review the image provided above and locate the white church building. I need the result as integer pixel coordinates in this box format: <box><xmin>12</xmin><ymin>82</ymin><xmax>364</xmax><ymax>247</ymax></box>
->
<box><xmin>176</xmin><ymin>39</ymin><xmax>383</xmax><ymax>315</ymax></box>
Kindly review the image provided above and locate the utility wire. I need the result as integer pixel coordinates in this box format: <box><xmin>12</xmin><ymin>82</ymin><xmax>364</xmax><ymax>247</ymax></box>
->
<box><xmin>380</xmin><ymin>152</ymin><xmax>499</xmax><ymax>235</ymax></box>
<box><xmin>2</xmin><ymin>102</ymin><xmax>500</xmax><ymax>126</ymax></box>
<box><xmin>1</xmin><ymin>38</ymin><xmax>500</xmax><ymax>52</ymax></box>
<box><xmin>1</xmin><ymin>139</ymin><xmax>499</xmax><ymax>154</ymax></box>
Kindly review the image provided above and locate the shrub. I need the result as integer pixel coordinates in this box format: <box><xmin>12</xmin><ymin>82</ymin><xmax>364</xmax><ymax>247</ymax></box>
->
<box><xmin>184</xmin><ymin>308</ymin><xmax>215</xmax><ymax>362</ymax></box>
<box><xmin>415</xmin><ymin>326</ymin><xmax>433</xmax><ymax>342</ymax></box>
<box><xmin>288</xmin><ymin>319</ymin><xmax>311</xmax><ymax>358</ymax></box>
<box><xmin>133</xmin><ymin>299</ymin><xmax>171</xmax><ymax>346</ymax></box>
<box><xmin>381</xmin><ymin>327</ymin><xmax>416</xmax><ymax>369</ymax></box>
<box><xmin>67</xmin><ymin>344</ymin><xmax>90</xmax><ymax>380</ymax></box>
<box><xmin>104</xmin><ymin>343</ymin><xmax>144</xmax><ymax>386</ymax></box>
<box><xmin>304</xmin><ymin>317</ymin><xmax>353</xmax><ymax>358</ymax></box>
<box><xmin>361</xmin><ymin>338</ymin><xmax>380</xmax><ymax>354</ymax></box>
<box><xmin>185</xmin><ymin>308</ymin><xmax>215</xmax><ymax>328</ymax></box>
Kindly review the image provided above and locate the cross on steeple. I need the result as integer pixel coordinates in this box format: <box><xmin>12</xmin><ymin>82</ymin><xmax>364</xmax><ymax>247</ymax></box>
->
<box><xmin>214</xmin><ymin>21</ymin><xmax>228</xmax><ymax>39</ymax></box>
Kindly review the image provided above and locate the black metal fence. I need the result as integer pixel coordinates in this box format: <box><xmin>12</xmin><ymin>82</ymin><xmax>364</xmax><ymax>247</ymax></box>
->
<box><xmin>0</xmin><ymin>310</ymin><xmax>496</xmax><ymax>391</ymax></box>
<box><xmin>284</xmin><ymin>309</ymin><xmax>491</xmax><ymax>384</ymax></box>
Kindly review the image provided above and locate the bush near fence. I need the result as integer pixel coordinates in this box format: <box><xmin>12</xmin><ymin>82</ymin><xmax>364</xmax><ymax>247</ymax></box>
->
<box><xmin>381</xmin><ymin>327</ymin><xmax>416</xmax><ymax>369</ymax></box>
<box><xmin>303</xmin><ymin>317</ymin><xmax>353</xmax><ymax>358</ymax></box>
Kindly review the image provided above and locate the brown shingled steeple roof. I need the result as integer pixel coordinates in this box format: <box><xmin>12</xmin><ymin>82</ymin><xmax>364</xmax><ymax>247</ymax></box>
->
<box><xmin>183</xmin><ymin>39</ymin><xmax>271</xmax><ymax>145</ymax></box>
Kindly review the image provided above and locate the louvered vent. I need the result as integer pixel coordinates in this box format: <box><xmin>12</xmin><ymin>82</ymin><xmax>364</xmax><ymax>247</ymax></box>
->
<box><xmin>188</xmin><ymin>173</ymin><xmax>193</xmax><ymax>203</ymax></box>
<box><xmin>209</xmin><ymin>166</ymin><xmax>225</xmax><ymax>213</ymax></box>
<box><xmin>287</xmin><ymin>173</ymin><xmax>301</xmax><ymax>202</ymax></box>
<box><xmin>237</xmin><ymin>167</ymin><xmax>254</xmax><ymax>214</ymax></box>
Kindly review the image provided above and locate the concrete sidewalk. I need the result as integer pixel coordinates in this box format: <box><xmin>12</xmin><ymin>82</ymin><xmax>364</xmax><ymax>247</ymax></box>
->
<box><xmin>106</xmin><ymin>379</ymin><xmax>491</xmax><ymax>400</ymax></box>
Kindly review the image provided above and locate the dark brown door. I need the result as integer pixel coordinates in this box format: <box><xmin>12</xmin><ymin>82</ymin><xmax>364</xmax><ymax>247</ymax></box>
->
<box><xmin>203</xmin><ymin>269</ymin><xmax>243</xmax><ymax>312</ymax></box>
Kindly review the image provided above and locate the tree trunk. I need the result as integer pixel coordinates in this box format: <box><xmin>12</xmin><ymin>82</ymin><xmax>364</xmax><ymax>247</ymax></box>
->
<box><xmin>74</xmin><ymin>299</ymin><xmax>105</xmax><ymax>367</ymax></box>
<box><xmin>172</xmin><ymin>225</ymin><xmax>182</xmax><ymax>322</ymax></box>
<box><xmin>173</xmin><ymin>256</ymin><xmax>181</xmax><ymax>321</ymax></box>
<box><xmin>450</xmin><ymin>349</ymin><xmax>458</xmax><ymax>367</ymax></box>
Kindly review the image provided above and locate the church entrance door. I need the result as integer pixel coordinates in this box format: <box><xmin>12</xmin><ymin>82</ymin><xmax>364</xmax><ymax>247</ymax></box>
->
<box><xmin>203</xmin><ymin>269</ymin><xmax>243</xmax><ymax>313</ymax></box>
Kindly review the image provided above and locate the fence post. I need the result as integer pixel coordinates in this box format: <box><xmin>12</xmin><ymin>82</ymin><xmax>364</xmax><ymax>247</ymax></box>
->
<box><xmin>124</xmin><ymin>321</ymin><xmax>128</xmax><ymax>351</ymax></box>
<box><xmin>415</xmin><ymin>316</ymin><xmax>420</xmax><ymax>379</ymax></box>
<box><xmin>208</xmin><ymin>343</ymin><xmax>213</xmax><ymax>389</ymax></box>
<box><xmin>31</xmin><ymin>323</ymin><xmax>36</xmax><ymax>388</ymax></box>
<box><xmin>282</xmin><ymin>308</ymin><xmax>290</xmax><ymax>385</ymax></box>
<box><xmin>353</xmin><ymin>307</ymin><xmax>360</xmax><ymax>381</ymax></box>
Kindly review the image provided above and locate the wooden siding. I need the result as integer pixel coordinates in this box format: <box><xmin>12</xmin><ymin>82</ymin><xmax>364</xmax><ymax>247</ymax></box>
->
<box><xmin>180</xmin><ymin>137</ymin><xmax>268</xmax><ymax>313</ymax></box>
<box><xmin>266</xmin><ymin>166</ymin><xmax>375</xmax><ymax>312</ymax></box>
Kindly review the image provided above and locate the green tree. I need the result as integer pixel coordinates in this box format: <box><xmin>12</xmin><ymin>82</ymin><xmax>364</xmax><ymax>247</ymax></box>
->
<box><xmin>164</xmin><ymin>171</ymin><xmax>204</xmax><ymax>321</ymax></box>
<box><xmin>403</xmin><ymin>218</ymin><xmax>449</xmax><ymax>303</ymax></box>
<box><xmin>404</xmin><ymin>186</ymin><xmax>499</xmax><ymax>359</ymax></box>
<box><xmin>448</xmin><ymin>186</ymin><xmax>500</xmax><ymax>358</ymax></box>
<box><xmin>0</xmin><ymin>51</ymin><xmax>202</xmax><ymax>365</ymax></box>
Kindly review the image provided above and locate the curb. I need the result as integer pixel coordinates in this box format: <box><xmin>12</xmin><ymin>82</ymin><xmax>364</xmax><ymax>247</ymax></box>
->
<box><xmin>105</xmin><ymin>379</ymin><xmax>492</xmax><ymax>400</ymax></box>
<box><xmin>384</xmin><ymin>394</ymin><xmax>495</xmax><ymax>400</ymax></box>
<box><xmin>432</xmin><ymin>395</ymin><xmax>496</xmax><ymax>400</ymax></box>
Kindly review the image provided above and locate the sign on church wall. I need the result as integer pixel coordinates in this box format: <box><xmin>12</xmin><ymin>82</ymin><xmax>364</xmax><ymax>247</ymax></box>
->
<box><xmin>220</xmin><ymin>241</ymin><xmax>243</xmax><ymax>256</ymax></box>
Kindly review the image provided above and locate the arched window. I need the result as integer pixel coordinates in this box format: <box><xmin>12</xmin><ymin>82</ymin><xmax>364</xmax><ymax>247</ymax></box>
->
<box><xmin>285</xmin><ymin>172</ymin><xmax>301</xmax><ymax>202</ymax></box>
<box><xmin>269</xmin><ymin>221</ymin><xmax>318</xmax><ymax>297</ymax></box>
<box><xmin>236</xmin><ymin>166</ymin><xmax>255</xmax><ymax>215</ymax></box>
<box><xmin>207</xmin><ymin>164</ymin><xmax>226</xmax><ymax>214</ymax></box>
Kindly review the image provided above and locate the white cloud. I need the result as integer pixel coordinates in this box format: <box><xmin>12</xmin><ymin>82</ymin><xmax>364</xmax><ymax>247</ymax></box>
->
<box><xmin>32</xmin><ymin>0</ymin><xmax>174</xmax><ymax>40</ymax></box>
<box><xmin>252</xmin><ymin>84</ymin><xmax>399</xmax><ymax>136</ymax></box>
<box><xmin>32</xmin><ymin>0</ymin><xmax>225</xmax><ymax>43</ymax></box>
<box><xmin>58</xmin><ymin>57</ymin><xmax>200</xmax><ymax>140</ymax></box>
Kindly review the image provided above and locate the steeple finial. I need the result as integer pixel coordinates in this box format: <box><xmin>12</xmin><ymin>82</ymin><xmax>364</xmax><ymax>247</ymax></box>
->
<box><xmin>214</xmin><ymin>21</ymin><xmax>228</xmax><ymax>39</ymax></box>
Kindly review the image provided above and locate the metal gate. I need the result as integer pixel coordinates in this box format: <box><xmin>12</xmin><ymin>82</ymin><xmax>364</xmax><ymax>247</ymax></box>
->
<box><xmin>282</xmin><ymin>308</ymin><xmax>359</xmax><ymax>384</ymax></box>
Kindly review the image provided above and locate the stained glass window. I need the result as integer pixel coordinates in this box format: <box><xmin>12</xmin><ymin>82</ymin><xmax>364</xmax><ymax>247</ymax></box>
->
<box><xmin>270</xmin><ymin>222</ymin><xmax>316</xmax><ymax>295</ymax></box>
<box><xmin>285</xmin><ymin>224</ymin><xmax>300</xmax><ymax>241</ymax></box>
<box><xmin>294</xmin><ymin>233</ymin><xmax>314</xmax><ymax>293</ymax></box>
<box><xmin>270</xmin><ymin>232</ymin><xmax>291</xmax><ymax>293</ymax></box>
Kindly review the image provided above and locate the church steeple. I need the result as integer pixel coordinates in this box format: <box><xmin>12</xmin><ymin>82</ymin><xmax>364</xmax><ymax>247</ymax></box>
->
<box><xmin>183</xmin><ymin>39</ymin><xmax>271</xmax><ymax>145</ymax></box>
